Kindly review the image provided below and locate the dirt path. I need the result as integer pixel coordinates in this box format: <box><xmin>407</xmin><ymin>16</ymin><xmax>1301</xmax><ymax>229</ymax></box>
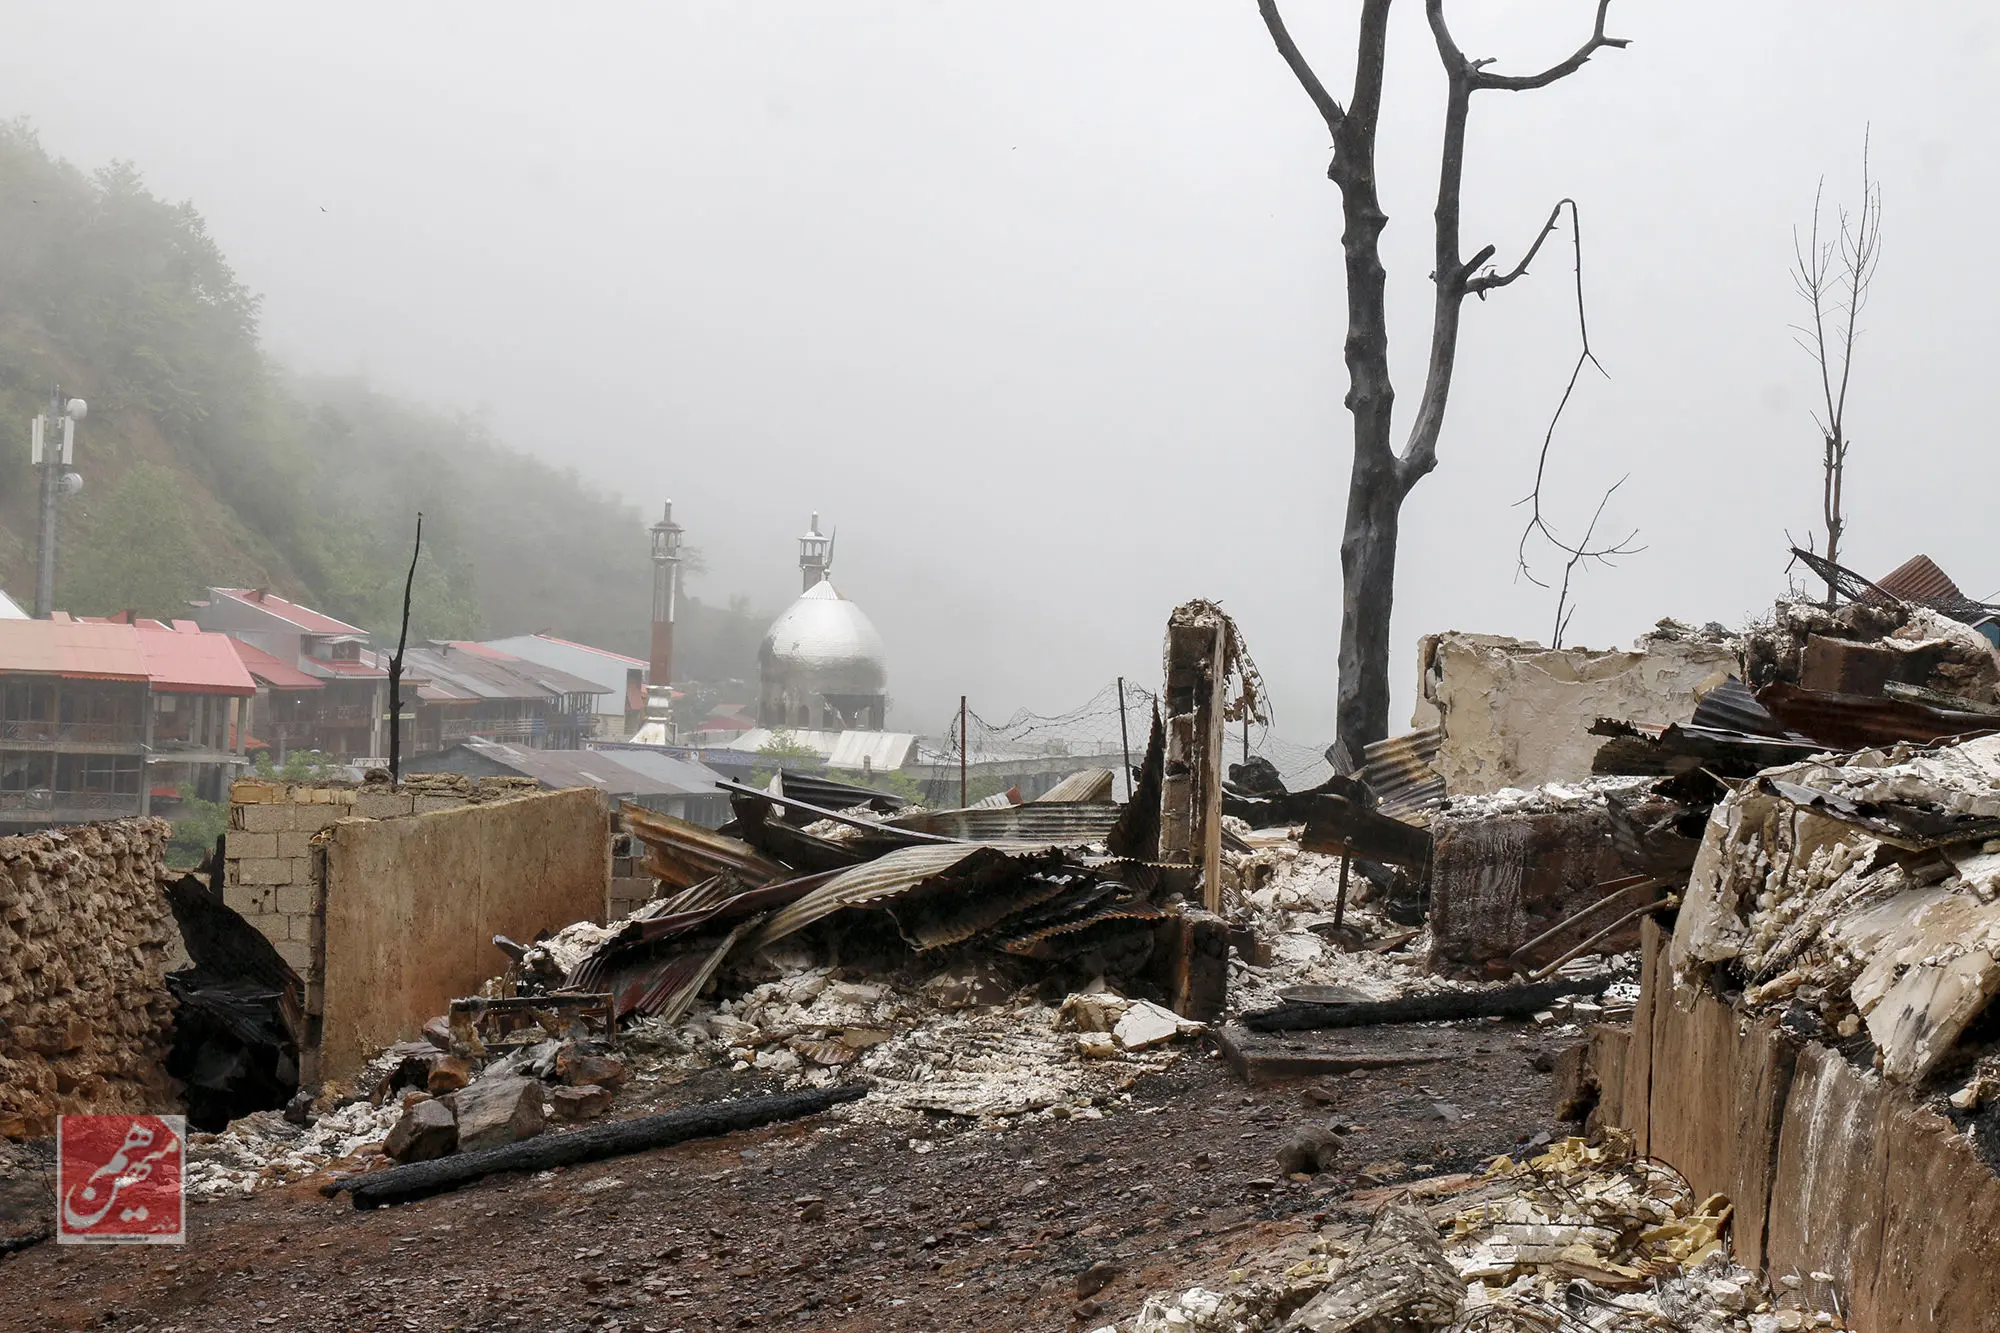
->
<box><xmin>0</xmin><ymin>1021</ymin><xmax>1568</xmax><ymax>1333</ymax></box>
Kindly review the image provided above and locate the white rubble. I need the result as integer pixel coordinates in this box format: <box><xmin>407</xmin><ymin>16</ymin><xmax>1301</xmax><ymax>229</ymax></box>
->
<box><xmin>183</xmin><ymin>1099</ymin><xmax>402</xmax><ymax>1199</ymax></box>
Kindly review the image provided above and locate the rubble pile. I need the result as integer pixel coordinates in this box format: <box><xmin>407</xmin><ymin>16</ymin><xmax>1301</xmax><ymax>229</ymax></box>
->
<box><xmin>1743</xmin><ymin>600</ymin><xmax>2000</xmax><ymax>703</ymax></box>
<box><xmin>1674</xmin><ymin>734</ymin><xmax>2000</xmax><ymax>1089</ymax></box>
<box><xmin>183</xmin><ymin>1100</ymin><xmax>401</xmax><ymax>1198</ymax></box>
<box><xmin>1110</xmin><ymin>1136</ymin><xmax>1794</xmax><ymax>1333</ymax></box>
<box><xmin>0</xmin><ymin>818</ymin><xmax>178</xmax><ymax>1138</ymax></box>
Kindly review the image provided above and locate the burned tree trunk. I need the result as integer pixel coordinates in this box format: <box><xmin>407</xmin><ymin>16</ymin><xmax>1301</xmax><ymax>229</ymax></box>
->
<box><xmin>1255</xmin><ymin>0</ymin><xmax>1627</xmax><ymax>759</ymax></box>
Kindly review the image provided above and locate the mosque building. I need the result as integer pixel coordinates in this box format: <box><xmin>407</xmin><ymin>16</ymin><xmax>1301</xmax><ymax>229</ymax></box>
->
<box><xmin>756</xmin><ymin>514</ymin><xmax>889</xmax><ymax>732</ymax></box>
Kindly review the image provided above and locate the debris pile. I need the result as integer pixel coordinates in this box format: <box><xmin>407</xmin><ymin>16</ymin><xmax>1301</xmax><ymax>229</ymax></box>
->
<box><xmin>1673</xmin><ymin>734</ymin><xmax>2000</xmax><ymax>1089</ymax></box>
<box><xmin>1112</xmin><ymin>1136</ymin><xmax>1788</xmax><ymax>1333</ymax></box>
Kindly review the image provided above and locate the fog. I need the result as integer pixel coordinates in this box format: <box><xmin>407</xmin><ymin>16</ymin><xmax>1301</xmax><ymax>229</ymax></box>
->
<box><xmin>6</xmin><ymin>2</ymin><xmax>1995</xmax><ymax>746</ymax></box>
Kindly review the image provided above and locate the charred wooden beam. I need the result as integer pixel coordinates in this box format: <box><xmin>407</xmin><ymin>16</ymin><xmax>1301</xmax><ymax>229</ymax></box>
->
<box><xmin>1298</xmin><ymin>791</ymin><xmax>1431</xmax><ymax>868</ymax></box>
<box><xmin>327</xmin><ymin>1083</ymin><xmax>869</xmax><ymax>1207</ymax></box>
<box><xmin>1239</xmin><ymin>976</ymin><xmax>1608</xmax><ymax>1033</ymax></box>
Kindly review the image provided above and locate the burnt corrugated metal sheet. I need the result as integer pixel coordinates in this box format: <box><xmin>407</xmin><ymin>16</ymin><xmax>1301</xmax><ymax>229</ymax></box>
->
<box><xmin>623</xmin><ymin>803</ymin><xmax>791</xmax><ymax>888</ymax></box>
<box><xmin>885</xmin><ymin>802</ymin><xmax>1122</xmax><ymax>844</ymax></box>
<box><xmin>744</xmin><ymin>841</ymin><xmax>1059</xmax><ymax>949</ymax></box>
<box><xmin>1872</xmin><ymin>554</ymin><xmax>1964</xmax><ymax>604</ymax></box>
<box><xmin>1036</xmin><ymin>769</ymin><xmax>1115</xmax><ymax>803</ymax></box>
<box><xmin>1358</xmin><ymin>728</ymin><xmax>1445</xmax><ymax>818</ymax></box>
<box><xmin>773</xmin><ymin>769</ymin><xmax>907</xmax><ymax>817</ymax></box>
<box><xmin>1690</xmin><ymin>678</ymin><xmax>1795</xmax><ymax>738</ymax></box>
<box><xmin>1757</xmin><ymin>682</ymin><xmax>1999</xmax><ymax>751</ymax></box>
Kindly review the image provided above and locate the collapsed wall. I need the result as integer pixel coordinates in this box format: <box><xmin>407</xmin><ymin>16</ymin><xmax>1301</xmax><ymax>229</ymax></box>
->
<box><xmin>1585</xmin><ymin>738</ymin><xmax>2000</xmax><ymax>1328</ymax></box>
<box><xmin>0</xmin><ymin>819</ymin><xmax>177</xmax><ymax>1138</ymax></box>
<box><xmin>1413</xmin><ymin>624</ymin><xmax>1737</xmax><ymax>796</ymax></box>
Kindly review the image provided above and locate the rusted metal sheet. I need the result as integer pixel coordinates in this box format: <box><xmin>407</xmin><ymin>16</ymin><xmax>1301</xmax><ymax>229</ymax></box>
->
<box><xmin>772</xmin><ymin>769</ymin><xmax>907</xmax><ymax>819</ymax></box>
<box><xmin>1357</xmin><ymin>728</ymin><xmax>1445</xmax><ymax>818</ymax></box>
<box><xmin>1757</xmin><ymin>682</ymin><xmax>1998</xmax><ymax>751</ymax></box>
<box><xmin>1036</xmin><ymin>769</ymin><xmax>1115</xmax><ymax>804</ymax></box>
<box><xmin>743</xmin><ymin>843</ymin><xmax>1041</xmax><ymax>948</ymax></box>
<box><xmin>622</xmin><ymin>802</ymin><xmax>792</xmax><ymax>888</ymax></box>
<box><xmin>1871</xmin><ymin>554</ymin><xmax>1964</xmax><ymax>604</ymax></box>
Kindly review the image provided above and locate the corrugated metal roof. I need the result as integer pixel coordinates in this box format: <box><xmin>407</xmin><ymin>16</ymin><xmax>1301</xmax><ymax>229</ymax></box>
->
<box><xmin>412</xmin><ymin>740</ymin><xmax>721</xmax><ymax>798</ymax></box>
<box><xmin>886</xmin><ymin>802</ymin><xmax>1123</xmax><ymax>844</ymax></box>
<box><xmin>1873</xmin><ymin>554</ymin><xmax>1964</xmax><ymax>604</ymax></box>
<box><xmin>209</xmin><ymin>588</ymin><xmax>366</xmax><ymax>637</ymax></box>
<box><xmin>0</xmin><ymin>620</ymin><xmax>149</xmax><ymax>680</ymax></box>
<box><xmin>1358</xmin><ymin>728</ymin><xmax>1446</xmax><ymax>818</ymax></box>
<box><xmin>725</xmin><ymin>727</ymin><xmax>918</xmax><ymax>773</ymax></box>
<box><xmin>623</xmin><ymin>802</ymin><xmax>792</xmax><ymax>887</ymax></box>
<box><xmin>597</xmin><ymin>746</ymin><xmax>727</xmax><ymax>796</ymax></box>
<box><xmin>441</xmin><ymin>642</ymin><xmax>609</xmax><ymax>698</ymax></box>
<box><xmin>133</xmin><ymin>625</ymin><xmax>257</xmax><ymax>696</ymax></box>
<box><xmin>402</xmin><ymin>646</ymin><xmax>604</xmax><ymax>702</ymax></box>
<box><xmin>744</xmin><ymin>842</ymin><xmax>1050</xmax><ymax>948</ymax></box>
<box><xmin>1036</xmin><ymin>769</ymin><xmax>1115</xmax><ymax>803</ymax></box>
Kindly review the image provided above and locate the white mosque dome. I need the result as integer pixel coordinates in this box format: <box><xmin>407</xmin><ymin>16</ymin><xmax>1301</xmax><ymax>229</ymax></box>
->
<box><xmin>758</xmin><ymin>579</ymin><xmax>888</xmax><ymax>696</ymax></box>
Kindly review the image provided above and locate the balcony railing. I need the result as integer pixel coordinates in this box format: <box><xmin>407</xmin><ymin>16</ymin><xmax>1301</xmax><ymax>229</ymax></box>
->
<box><xmin>0</xmin><ymin>790</ymin><xmax>144</xmax><ymax>816</ymax></box>
<box><xmin>0</xmin><ymin>720</ymin><xmax>146</xmax><ymax>746</ymax></box>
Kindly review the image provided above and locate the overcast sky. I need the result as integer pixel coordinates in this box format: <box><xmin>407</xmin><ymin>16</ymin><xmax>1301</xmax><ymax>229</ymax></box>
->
<box><xmin>5</xmin><ymin>3</ymin><xmax>1993</xmax><ymax>755</ymax></box>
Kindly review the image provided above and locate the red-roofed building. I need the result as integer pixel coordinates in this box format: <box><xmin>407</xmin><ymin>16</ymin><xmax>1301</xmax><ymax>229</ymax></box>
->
<box><xmin>193</xmin><ymin>588</ymin><xmax>402</xmax><ymax>761</ymax></box>
<box><xmin>0</xmin><ymin>617</ymin><xmax>260</xmax><ymax>827</ymax></box>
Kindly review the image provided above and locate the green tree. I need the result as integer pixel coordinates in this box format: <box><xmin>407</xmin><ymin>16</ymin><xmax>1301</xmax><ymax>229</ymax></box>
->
<box><xmin>166</xmin><ymin>785</ymin><xmax>227</xmax><ymax>868</ymax></box>
<box><xmin>60</xmin><ymin>462</ymin><xmax>201</xmax><ymax>618</ymax></box>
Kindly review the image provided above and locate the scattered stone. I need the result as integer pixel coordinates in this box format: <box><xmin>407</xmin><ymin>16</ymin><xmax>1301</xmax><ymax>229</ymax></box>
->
<box><xmin>451</xmin><ymin>1075</ymin><xmax>546</xmax><ymax>1153</ymax></box>
<box><xmin>1430</xmin><ymin>1102</ymin><xmax>1462</xmax><ymax>1123</ymax></box>
<box><xmin>427</xmin><ymin>1055</ymin><xmax>474</xmax><ymax>1095</ymax></box>
<box><xmin>548</xmin><ymin>1084</ymin><xmax>614</xmax><ymax>1122</ymax></box>
<box><xmin>798</xmin><ymin>1198</ymin><xmax>827</xmax><ymax>1223</ymax></box>
<box><xmin>557</xmin><ymin>1048</ymin><xmax>628</xmax><ymax>1091</ymax></box>
<box><xmin>422</xmin><ymin>1016</ymin><xmax>453</xmax><ymax>1051</ymax></box>
<box><xmin>1075</xmin><ymin>1260</ymin><xmax>1123</xmax><ymax>1299</ymax></box>
<box><xmin>383</xmin><ymin>1099</ymin><xmax>458</xmax><ymax>1164</ymax></box>
<box><xmin>1076</xmin><ymin>1033</ymin><xmax>1118</xmax><ymax>1060</ymax></box>
<box><xmin>1275</xmin><ymin>1125</ymin><xmax>1344</xmax><ymax>1176</ymax></box>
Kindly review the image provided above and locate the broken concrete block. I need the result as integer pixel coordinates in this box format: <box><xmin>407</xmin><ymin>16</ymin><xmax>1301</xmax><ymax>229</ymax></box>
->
<box><xmin>384</xmin><ymin>1098</ymin><xmax>458</xmax><ymax>1163</ymax></box>
<box><xmin>1075</xmin><ymin>1032</ymin><xmax>1118</xmax><ymax>1060</ymax></box>
<box><xmin>451</xmin><ymin>1075</ymin><xmax>546</xmax><ymax>1153</ymax></box>
<box><xmin>421</xmin><ymin>1016</ymin><xmax>453</xmax><ymax>1051</ymax></box>
<box><xmin>1114</xmin><ymin>1000</ymin><xmax>1199</xmax><ymax>1051</ymax></box>
<box><xmin>1284</xmin><ymin>1203</ymin><xmax>1464</xmax><ymax>1332</ymax></box>
<box><xmin>1275</xmin><ymin>1125</ymin><xmax>1344</xmax><ymax>1176</ymax></box>
<box><xmin>547</xmin><ymin>1083</ymin><xmax>614</xmax><ymax>1122</ymax></box>
<box><xmin>1061</xmin><ymin>991</ymin><xmax>1132</xmax><ymax>1034</ymax></box>
<box><xmin>427</xmin><ymin>1055</ymin><xmax>474</xmax><ymax>1095</ymax></box>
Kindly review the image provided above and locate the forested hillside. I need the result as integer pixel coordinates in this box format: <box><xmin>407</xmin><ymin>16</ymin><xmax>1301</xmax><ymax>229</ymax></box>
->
<box><xmin>0</xmin><ymin>122</ymin><xmax>761</xmax><ymax>677</ymax></box>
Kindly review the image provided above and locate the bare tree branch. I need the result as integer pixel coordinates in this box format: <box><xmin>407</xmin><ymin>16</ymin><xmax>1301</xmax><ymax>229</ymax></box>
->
<box><xmin>1463</xmin><ymin>200</ymin><xmax>1570</xmax><ymax>296</ymax></box>
<box><xmin>1551</xmin><ymin>478</ymin><xmax>1628</xmax><ymax>648</ymax></box>
<box><xmin>1791</xmin><ymin>128</ymin><xmax>1883</xmax><ymax>603</ymax></box>
<box><xmin>1256</xmin><ymin>0</ymin><xmax>1345</xmax><ymax>135</ymax></box>
<box><xmin>1432</xmin><ymin>0</ymin><xmax>1630</xmax><ymax>91</ymax></box>
<box><xmin>1512</xmin><ymin>200</ymin><xmax>1642</xmax><ymax>621</ymax></box>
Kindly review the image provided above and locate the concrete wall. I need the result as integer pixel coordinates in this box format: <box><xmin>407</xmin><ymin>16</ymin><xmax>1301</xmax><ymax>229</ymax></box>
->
<box><xmin>312</xmin><ymin>788</ymin><xmax>609</xmax><ymax>1083</ymax></box>
<box><xmin>1590</xmin><ymin>918</ymin><xmax>2000</xmax><ymax>1329</ymax></box>
<box><xmin>0</xmin><ymin>819</ymin><xmax>176</xmax><ymax>1138</ymax></box>
<box><xmin>1413</xmin><ymin>630</ymin><xmax>1737</xmax><ymax>796</ymax></box>
<box><xmin>224</xmin><ymin>775</ymin><xmax>541</xmax><ymax>973</ymax></box>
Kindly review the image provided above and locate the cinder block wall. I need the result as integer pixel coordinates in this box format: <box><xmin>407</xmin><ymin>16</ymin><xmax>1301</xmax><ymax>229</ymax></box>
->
<box><xmin>314</xmin><ymin>788</ymin><xmax>611</xmax><ymax>1082</ymax></box>
<box><xmin>224</xmin><ymin>776</ymin><xmax>541</xmax><ymax>974</ymax></box>
<box><xmin>0</xmin><ymin>818</ymin><xmax>177</xmax><ymax>1138</ymax></box>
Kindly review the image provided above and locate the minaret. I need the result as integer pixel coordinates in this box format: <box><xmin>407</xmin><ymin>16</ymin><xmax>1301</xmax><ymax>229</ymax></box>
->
<box><xmin>798</xmin><ymin>512</ymin><xmax>833</xmax><ymax>592</ymax></box>
<box><xmin>646</xmin><ymin>500</ymin><xmax>684</xmax><ymax>729</ymax></box>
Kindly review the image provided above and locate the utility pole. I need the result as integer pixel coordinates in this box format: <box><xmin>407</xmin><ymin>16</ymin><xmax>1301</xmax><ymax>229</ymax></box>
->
<box><xmin>29</xmin><ymin>390</ymin><xmax>85</xmax><ymax>619</ymax></box>
<box><xmin>1116</xmin><ymin>676</ymin><xmax>1132</xmax><ymax>802</ymax></box>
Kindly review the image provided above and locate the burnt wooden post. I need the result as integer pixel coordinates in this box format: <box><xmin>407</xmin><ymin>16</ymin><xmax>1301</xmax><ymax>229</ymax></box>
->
<box><xmin>1160</xmin><ymin>606</ymin><xmax>1228</xmax><ymax>912</ymax></box>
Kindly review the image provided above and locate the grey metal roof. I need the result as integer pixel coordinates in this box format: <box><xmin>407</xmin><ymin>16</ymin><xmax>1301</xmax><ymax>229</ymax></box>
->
<box><xmin>424</xmin><ymin>739</ymin><xmax>722</xmax><ymax>797</ymax></box>
<box><xmin>405</xmin><ymin>645</ymin><xmax>608</xmax><ymax>703</ymax></box>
